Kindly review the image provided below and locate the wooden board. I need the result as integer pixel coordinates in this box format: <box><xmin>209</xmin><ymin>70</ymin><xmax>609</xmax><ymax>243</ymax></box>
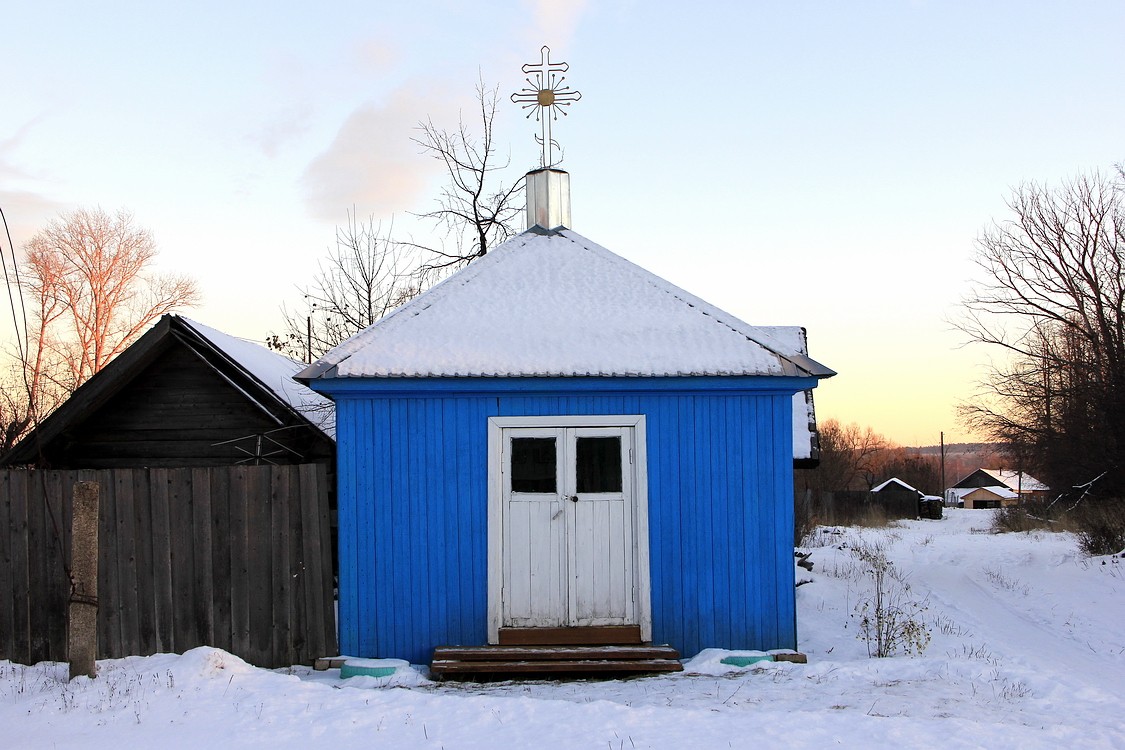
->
<box><xmin>435</xmin><ymin>644</ymin><xmax>679</xmax><ymax>661</ymax></box>
<box><xmin>431</xmin><ymin>659</ymin><xmax>684</xmax><ymax>674</ymax></box>
<box><xmin>498</xmin><ymin>625</ymin><xmax>642</xmax><ymax>645</ymax></box>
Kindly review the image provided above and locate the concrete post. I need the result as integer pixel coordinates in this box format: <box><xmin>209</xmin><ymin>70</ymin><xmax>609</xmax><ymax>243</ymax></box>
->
<box><xmin>68</xmin><ymin>481</ymin><xmax>99</xmax><ymax>680</ymax></box>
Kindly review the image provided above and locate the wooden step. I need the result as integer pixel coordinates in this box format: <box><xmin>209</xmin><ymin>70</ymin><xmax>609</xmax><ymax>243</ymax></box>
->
<box><xmin>498</xmin><ymin>625</ymin><xmax>642</xmax><ymax>645</ymax></box>
<box><xmin>436</xmin><ymin>645</ymin><xmax>681</xmax><ymax>661</ymax></box>
<box><xmin>431</xmin><ymin>644</ymin><xmax>683</xmax><ymax>679</ymax></box>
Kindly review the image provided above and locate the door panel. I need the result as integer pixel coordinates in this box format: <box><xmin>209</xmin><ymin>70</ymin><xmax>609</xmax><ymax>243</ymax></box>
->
<box><xmin>502</xmin><ymin>425</ymin><xmax>635</xmax><ymax>629</ymax></box>
<box><xmin>568</xmin><ymin>427</ymin><xmax>633</xmax><ymax>626</ymax></box>
<box><xmin>503</xmin><ymin>430</ymin><xmax>566</xmax><ymax>627</ymax></box>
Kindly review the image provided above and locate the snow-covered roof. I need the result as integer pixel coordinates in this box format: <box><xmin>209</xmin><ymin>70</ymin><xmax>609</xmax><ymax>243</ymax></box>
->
<box><xmin>872</xmin><ymin>477</ymin><xmax>921</xmax><ymax>494</ymax></box>
<box><xmin>300</xmin><ymin>229</ymin><xmax>834</xmax><ymax>381</ymax></box>
<box><xmin>183</xmin><ymin>319</ymin><xmax>335</xmax><ymax>438</ymax></box>
<box><xmin>965</xmin><ymin>486</ymin><xmax>1019</xmax><ymax>500</ymax></box>
<box><xmin>756</xmin><ymin>326</ymin><xmax>820</xmax><ymax>462</ymax></box>
<box><xmin>945</xmin><ymin>487</ymin><xmax>975</xmax><ymax>501</ymax></box>
<box><xmin>980</xmin><ymin>469</ymin><xmax>1048</xmax><ymax>492</ymax></box>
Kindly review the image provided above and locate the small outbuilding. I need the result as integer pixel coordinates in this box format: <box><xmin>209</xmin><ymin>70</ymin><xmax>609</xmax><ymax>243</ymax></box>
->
<box><xmin>946</xmin><ymin>468</ymin><xmax>1050</xmax><ymax>507</ymax></box>
<box><xmin>871</xmin><ymin>477</ymin><xmax>924</xmax><ymax>499</ymax></box>
<box><xmin>300</xmin><ymin>169</ymin><xmax>834</xmax><ymax>666</ymax></box>
<box><xmin>960</xmin><ymin>486</ymin><xmax>1019</xmax><ymax>509</ymax></box>
<box><xmin>1</xmin><ymin>315</ymin><xmax>337</xmax><ymax>668</ymax></box>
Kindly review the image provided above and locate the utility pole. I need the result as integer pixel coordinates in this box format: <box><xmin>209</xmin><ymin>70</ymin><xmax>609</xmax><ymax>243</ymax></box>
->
<box><xmin>940</xmin><ymin>431</ymin><xmax>946</xmax><ymax>503</ymax></box>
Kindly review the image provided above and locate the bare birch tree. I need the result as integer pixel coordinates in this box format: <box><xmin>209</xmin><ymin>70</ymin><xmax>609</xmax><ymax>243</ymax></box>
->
<box><xmin>18</xmin><ymin>206</ymin><xmax>199</xmax><ymax>405</ymax></box>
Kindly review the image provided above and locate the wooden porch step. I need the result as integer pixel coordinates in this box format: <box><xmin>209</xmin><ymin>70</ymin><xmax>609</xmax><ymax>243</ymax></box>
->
<box><xmin>498</xmin><ymin>625</ymin><xmax>642</xmax><ymax>646</ymax></box>
<box><xmin>431</xmin><ymin>644</ymin><xmax>683</xmax><ymax>679</ymax></box>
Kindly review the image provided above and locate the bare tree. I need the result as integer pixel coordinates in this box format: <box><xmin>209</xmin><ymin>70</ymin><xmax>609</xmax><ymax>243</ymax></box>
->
<box><xmin>803</xmin><ymin>419</ymin><xmax>889</xmax><ymax>493</ymax></box>
<box><xmin>269</xmin><ymin>212</ymin><xmax>419</xmax><ymax>362</ymax></box>
<box><xmin>272</xmin><ymin>83</ymin><xmax>524</xmax><ymax>359</ymax></box>
<box><xmin>410</xmin><ymin>81</ymin><xmax>525</xmax><ymax>277</ymax></box>
<box><xmin>957</xmin><ymin>168</ymin><xmax>1125</xmax><ymax>495</ymax></box>
<box><xmin>871</xmin><ymin>448</ymin><xmax>941</xmax><ymax>496</ymax></box>
<box><xmin>16</xmin><ymin>206</ymin><xmax>199</xmax><ymax>417</ymax></box>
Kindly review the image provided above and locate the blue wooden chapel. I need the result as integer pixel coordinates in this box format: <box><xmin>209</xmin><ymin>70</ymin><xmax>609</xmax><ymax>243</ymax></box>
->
<box><xmin>299</xmin><ymin>166</ymin><xmax>834</xmax><ymax>668</ymax></box>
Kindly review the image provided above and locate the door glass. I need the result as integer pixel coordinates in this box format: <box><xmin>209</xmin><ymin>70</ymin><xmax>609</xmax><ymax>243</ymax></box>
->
<box><xmin>576</xmin><ymin>436</ymin><xmax>622</xmax><ymax>493</ymax></box>
<box><xmin>511</xmin><ymin>437</ymin><xmax>557</xmax><ymax>492</ymax></box>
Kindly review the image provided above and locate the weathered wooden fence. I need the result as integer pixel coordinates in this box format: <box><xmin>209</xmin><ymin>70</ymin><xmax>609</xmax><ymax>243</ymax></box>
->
<box><xmin>0</xmin><ymin>464</ymin><xmax>336</xmax><ymax>668</ymax></box>
<box><xmin>800</xmin><ymin>490</ymin><xmax>922</xmax><ymax>527</ymax></box>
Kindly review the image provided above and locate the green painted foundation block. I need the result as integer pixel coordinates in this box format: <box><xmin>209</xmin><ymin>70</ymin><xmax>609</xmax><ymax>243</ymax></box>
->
<box><xmin>721</xmin><ymin>655</ymin><xmax>775</xmax><ymax>667</ymax></box>
<box><xmin>340</xmin><ymin>658</ymin><xmax>402</xmax><ymax>679</ymax></box>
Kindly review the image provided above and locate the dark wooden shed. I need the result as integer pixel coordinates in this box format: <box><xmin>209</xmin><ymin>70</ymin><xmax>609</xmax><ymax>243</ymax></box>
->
<box><xmin>3</xmin><ymin>314</ymin><xmax>334</xmax><ymax>469</ymax></box>
<box><xmin>0</xmin><ymin>315</ymin><xmax>337</xmax><ymax>668</ymax></box>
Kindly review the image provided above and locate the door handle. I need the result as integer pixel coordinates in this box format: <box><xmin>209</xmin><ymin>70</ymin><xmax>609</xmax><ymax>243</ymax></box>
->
<box><xmin>569</xmin><ymin>495</ymin><xmax>579</xmax><ymax>503</ymax></box>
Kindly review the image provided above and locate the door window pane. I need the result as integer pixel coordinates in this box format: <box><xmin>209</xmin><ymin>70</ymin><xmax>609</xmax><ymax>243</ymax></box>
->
<box><xmin>511</xmin><ymin>437</ymin><xmax>556</xmax><ymax>493</ymax></box>
<box><xmin>576</xmin><ymin>437</ymin><xmax>622</xmax><ymax>493</ymax></box>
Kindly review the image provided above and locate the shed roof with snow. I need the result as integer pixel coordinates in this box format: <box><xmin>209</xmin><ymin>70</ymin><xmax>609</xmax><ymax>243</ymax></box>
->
<box><xmin>3</xmin><ymin>314</ymin><xmax>334</xmax><ymax>468</ymax></box>
<box><xmin>872</xmin><ymin>477</ymin><xmax>923</xmax><ymax>496</ymax></box>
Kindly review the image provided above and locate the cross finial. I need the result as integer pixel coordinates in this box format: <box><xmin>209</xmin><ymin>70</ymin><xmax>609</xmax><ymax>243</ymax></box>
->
<box><xmin>511</xmin><ymin>46</ymin><xmax>582</xmax><ymax>168</ymax></box>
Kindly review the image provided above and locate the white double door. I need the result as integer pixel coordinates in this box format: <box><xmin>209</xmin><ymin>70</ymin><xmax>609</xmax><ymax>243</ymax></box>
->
<box><xmin>501</xmin><ymin>425</ymin><xmax>638</xmax><ymax>629</ymax></box>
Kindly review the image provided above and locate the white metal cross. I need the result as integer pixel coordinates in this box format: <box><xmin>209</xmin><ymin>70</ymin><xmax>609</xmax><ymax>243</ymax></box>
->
<box><xmin>511</xmin><ymin>46</ymin><xmax>582</xmax><ymax>168</ymax></box>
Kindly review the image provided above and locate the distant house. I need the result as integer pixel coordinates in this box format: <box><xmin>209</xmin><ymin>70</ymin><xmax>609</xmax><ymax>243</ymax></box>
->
<box><xmin>946</xmin><ymin>468</ymin><xmax>1050</xmax><ymax>507</ymax></box>
<box><xmin>299</xmin><ymin>167</ymin><xmax>835</xmax><ymax>668</ymax></box>
<box><xmin>958</xmin><ymin>485</ymin><xmax>1019</xmax><ymax>510</ymax></box>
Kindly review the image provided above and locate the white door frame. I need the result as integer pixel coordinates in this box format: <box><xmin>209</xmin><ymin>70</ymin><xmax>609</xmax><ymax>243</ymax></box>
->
<box><xmin>487</xmin><ymin>414</ymin><xmax>651</xmax><ymax>644</ymax></box>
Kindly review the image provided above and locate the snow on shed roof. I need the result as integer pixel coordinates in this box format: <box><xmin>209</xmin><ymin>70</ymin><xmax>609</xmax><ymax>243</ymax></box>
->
<box><xmin>756</xmin><ymin>326</ymin><xmax>820</xmax><ymax>462</ymax></box>
<box><xmin>966</xmin><ymin>486</ymin><xmax>1019</xmax><ymax>500</ymax></box>
<box><xmin>301</xmin><ymin>229</ymin><xmax>835</xmax><ymax>381</ymax></box>
<box><xmin>980</xmin><ymin>469</ymin><xmax>1049</xmax><ymax>492</ymax></box>
<box><xmin>183</xmin><ymin>318</ymin><xmax>335</xmax><ymax>438</ymax></box>
<box><xmin>872</xmin><ymin>477</ymin><xmax>922</xmax><ymax>494</ymax></box>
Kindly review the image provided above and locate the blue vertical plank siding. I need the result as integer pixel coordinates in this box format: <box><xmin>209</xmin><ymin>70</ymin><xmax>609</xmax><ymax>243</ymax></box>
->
<box><xmin>317</xmin><ymin>377</ymin><xmax>813</xmax><ymax>664</ymax></box>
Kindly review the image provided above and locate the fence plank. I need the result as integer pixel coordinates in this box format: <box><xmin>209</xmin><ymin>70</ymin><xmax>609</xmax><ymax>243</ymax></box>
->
<box><xmin>29</xmin><ymin>471</ymin><xmax>62</xmax><ymax>662</ymax></box>
<box><xmin>91</xmin><ymin>469</ymin><xmax>118</xmax><ymax>659</ymax></box>
<box><xmin>169</xmin><ymin>468</ymin><xmax>198</xmax><ymax>652</ymax></box>
<box><xmin>0</xmin><ymin>472</ymin><xmax>12</xmax><ymax>660</ymax></box>
<box><xmin>300</xmin><ymin>463</ymin><xmax>334</xmax><ymax>660</ymax></box>
<box><xmin>246</xmin><ymin>466</ymin><xmax>273</xmax><ymax>665</ymax></box>
<box><xmin>288</xmin><ymin>465</ymin><xmax>309</xmax><ymax>663</ymax></box>
<box><xmin>191</xmin><ymin>467</ymin><xmax>214</xmax><ymax>648</ymax></box>
<box><xmin>313</xmin><ymin>463</ymin><xmax>337</xmax><ymax>658</ymax></box>
<box><xmin>114</xmin><ymin>469</ymin><xmax>140</xmax><ymax>658</ymax></box>
<box><xmin>229</xmin><ymin>466</ymin><xmax>251</xmax><ymax>659</ymax></box>
<box><xmin>132</xmin><ymin>469</ymin><xmax>158</xmax><ymax>656</ymax></box>
<box><xmin>11</xmin><ymin>469</ymin><xmax>31</xmax><ymax>664</ymax></box>
<box><xmin>210</xmin><ymin>466</ymin><xmax>232</xmax><ymax>653</ymax></box>
<box><xmin>149</xmin><ymin>468</ymin><xmax>175</xmax><ymax>653</ymax></box>
<box><xmin>270</xmin><ymin>465</ymin><xmax>292</xmax><ymax>665</ymax></box>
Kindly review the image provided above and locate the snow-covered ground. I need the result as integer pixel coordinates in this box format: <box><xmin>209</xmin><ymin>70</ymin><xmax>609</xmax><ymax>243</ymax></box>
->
<box><xmin>4</xmin><ymin>509</ymin><xmax>1123</xmax><ymax>748</ymax></box>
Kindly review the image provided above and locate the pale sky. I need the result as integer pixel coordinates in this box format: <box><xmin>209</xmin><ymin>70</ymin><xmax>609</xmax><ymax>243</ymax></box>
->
<box><xmin>2</xmin><ymin>1</ymin><xmax>1122</xmax><ymax>446</ymax></box>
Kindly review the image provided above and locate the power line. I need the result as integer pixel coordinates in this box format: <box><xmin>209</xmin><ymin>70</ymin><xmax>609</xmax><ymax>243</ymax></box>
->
<box><xmin>0</xmin><ymin>204</ymin><xmax>30</xmax><ymax>368</ymax></box>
